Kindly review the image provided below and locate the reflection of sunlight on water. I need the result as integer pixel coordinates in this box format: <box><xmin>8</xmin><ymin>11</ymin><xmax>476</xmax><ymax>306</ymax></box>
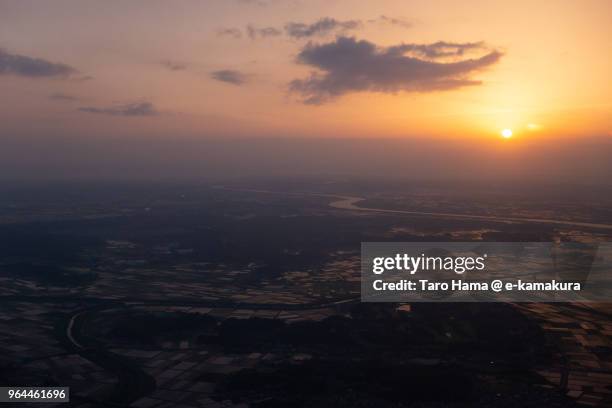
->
<box><xmin>386</xmin><ymin>227</ymin><xmax>499</xmax><ymax>240</ymax></box>
<box><xmin>559</xmin><ymin>230</ymin><xmax>611</xmax><ymax>244</ymax></box>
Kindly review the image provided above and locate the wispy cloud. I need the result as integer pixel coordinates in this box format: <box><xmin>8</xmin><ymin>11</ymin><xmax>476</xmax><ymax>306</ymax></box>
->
<box><xmin>285</xmin><ymin>18</ymin><xmax>362</xmax><ymax>38</ymax></box>
<box><xmin>290</xmin><ymin>37</ymin><xmax>502</xmax><ymax>104</ymax></box>
<box><xmin>216</xmin><ymin>16</ymin><xmax>413</xmax><ymax>42</ymax></box>
<box><xmin>0</xmin><ymin>49</ymin><xmax>77</xmax><ymax>78</ymax></box>
<box><xmin>371</xmin><ymin>15</ymin><xmax>413</xmax><ymax>29</ymax></box>
<box><xmin>246</xmin><ymin>25</ymin><xmax>282</xmax><ymax>39</ymax></box>
<box><xmin>49</xmin><ymin>93</ymin><xmax>78</xmax><ymax>102</ymax></box>
<box><xmin>235</xmin><ymin>0</ymin><xmax>269</xmax><ymax>5</ymax></box>
<box><xmin>78</xmin><ymin>102</ymin><xmax>158</xmax><ymax>116</ymax></box>
<box><xmin>390</xmin><ymin>41</ymin><xmax>486</xmax><ymax>59</ymax></box>
<box><xmin>161</xmin><ymin>60</ymin><xmax>187</xmax><ymax>71</ymax></box>
<box><xmin>210</xmin><ymin>69</ymin><xmax>247</xmax><ymax>85</ymax></box>
<box><xmin>217</xmin><ymin>27</ymin><xmax>243</xmax><ymax>39</ymax></box>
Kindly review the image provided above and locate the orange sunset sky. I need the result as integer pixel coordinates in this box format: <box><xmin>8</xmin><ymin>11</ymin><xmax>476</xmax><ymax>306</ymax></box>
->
<box><xmin>1</xmin><ymin>0</ymin><xmax>610</xmax><ymax>141</ymax></box>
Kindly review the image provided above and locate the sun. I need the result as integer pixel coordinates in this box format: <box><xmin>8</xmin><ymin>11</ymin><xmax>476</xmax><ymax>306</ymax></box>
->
<box><xmin>501</xmin><ymin>128</ymin><xmax>513</xmax><ymax>138</ymax></box>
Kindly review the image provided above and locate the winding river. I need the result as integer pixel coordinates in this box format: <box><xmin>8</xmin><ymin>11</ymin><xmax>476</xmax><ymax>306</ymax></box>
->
<box><xmin>328</xmin><ymin>195</ymin><xmax>612</xmax><ymax>230</ymax></box>
<box><xmin>218</xmin><ymin>187</ymin><xmax>612</xmax><ymax>230</ymax></box>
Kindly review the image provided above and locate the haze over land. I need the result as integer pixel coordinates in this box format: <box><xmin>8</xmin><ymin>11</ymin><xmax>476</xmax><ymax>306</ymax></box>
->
<box><xmin>1</xmin><ymin>136</ymin><xmax>611</xmax><ymax>185</ymax></box>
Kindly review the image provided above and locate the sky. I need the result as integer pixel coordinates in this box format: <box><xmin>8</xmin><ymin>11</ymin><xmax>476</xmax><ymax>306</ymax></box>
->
<box><xmin>0</xmin><ymin>0</ymin><xmax>611</xmax><ymax>182</ymax></box>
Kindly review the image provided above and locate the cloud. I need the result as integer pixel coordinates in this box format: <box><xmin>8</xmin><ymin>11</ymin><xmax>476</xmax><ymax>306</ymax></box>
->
<box><xmin>78</xmin><ymin>102</ymin><xmax>158</xmax><ymax>116</ymax></box>
<box><xmin>210</xmin><ymin>69</ymin><xmax>247</xmax><ymax>85</ymax></box>
<box><xmin>389</xmin><ymin>41</ymin><xmax>486</xmax><ymax>59</ymax></box>
<box><xmin>289</xmin><ymin>37</ymin><xmax>502</xmax><ymax>104</ymax></box>
<box><xmin>236</xmin><ymin>0</ymin><xmax>268</xmax><ymax>5</ymax></box>
<box><xmin>217</xmin><ymin>28</ymin><xmax>243</xmax><ymax>39</ymax></box>
<box><xmin>49</xmin><ymin>93</ymin><xmax>78</xmax><ymax>102</ymax></box>
<box><xmin>161</xmin><ymin>60</ymin><xmax>187</xmax><ymax>71</ymax></box>
<box><xmin>216</xmin><ymin>16</ymin><xmax>414</xmax><ymax>43</ymax></box>
<box><xmin>285</xmin><ymin>18</ymin><xmax>362</xmax><ymax>38</ymax></box>
<box><xmin>372</xmin><ymin>15</ymin><xmax>413</xmax><ymax>29</ymax></box>
<box><xmin>0</xmin><ymin>49</ymin><xmax>77</xmax><ymax>78</ymax></box>
<box><xmin>246</xmin><ymin>25</ymin><xmax>282</xmax><ymax>39</ymax></box>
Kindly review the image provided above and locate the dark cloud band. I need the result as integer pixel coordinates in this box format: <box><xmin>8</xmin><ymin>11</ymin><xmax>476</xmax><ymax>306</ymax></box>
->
<box><xmin>78</xmin><ymin>102</ymin><xmax>158</xmax><ymax>116</ymax></box>
<box><xmin>0</xmin><ymin>49</ymin><xmax>77</xmax><ymax>78</ymax></box>
<box><xmin>210</xmin><ymin>69</ymin><xmax>247</xmax><ymax>85</ymax></box>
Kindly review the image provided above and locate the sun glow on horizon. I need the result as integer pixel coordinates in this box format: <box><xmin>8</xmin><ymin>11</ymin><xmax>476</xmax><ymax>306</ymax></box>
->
<box><xmin>501</xmin><ymin>128</ymin><xmax>513</xmax><ymax>139</ymax></box>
